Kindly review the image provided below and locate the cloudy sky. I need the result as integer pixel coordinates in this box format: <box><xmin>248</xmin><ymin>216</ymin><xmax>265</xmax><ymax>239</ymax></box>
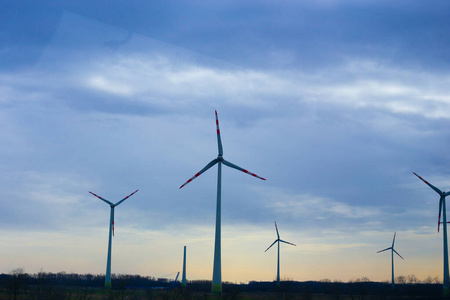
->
<box><xmin>1</xmin><ymin>0</ymin><xmax>450</xmax><ymax>284</ymax></box>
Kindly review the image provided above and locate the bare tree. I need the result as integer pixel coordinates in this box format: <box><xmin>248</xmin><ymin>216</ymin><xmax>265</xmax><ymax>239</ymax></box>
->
<box><xmin>407</xmin><ymin>274</ymin><xmax>419</xmax><ymax>284</ymax></box>
<box><xmin>354</xmin><ymin>277</ymin><xmax>370</xmax><ymax>300</ymax></box>
<box><xmin>331</xmin><ymin>279</ymin><xmax>343</xmax><ymax>300</ymax></box>
<box><xmin>395</xmin><ymin>275</ymin><xmax>406</xmax><ymax>284</ymax></box>
<box><xmin>423</xmin><ymin>276</ymin><xmax>434</xmax><ymax>284</ymax></box>
<box><xmin>7</xmin><ymin>268</ymin><xmax>27</xmax><ymax>300</ymax></box>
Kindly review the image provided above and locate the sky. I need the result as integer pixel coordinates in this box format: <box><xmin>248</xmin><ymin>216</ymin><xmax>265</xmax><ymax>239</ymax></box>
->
<box><xmin>1</xmin><ymin>0</ymin><xmax>450</xmax><ymax>284</ymax></box>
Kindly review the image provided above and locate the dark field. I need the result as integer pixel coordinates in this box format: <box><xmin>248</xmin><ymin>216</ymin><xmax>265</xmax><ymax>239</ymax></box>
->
<box><xmin>0</xmin><ymin>270</ymin><xmax>446</xmax><ymax>300</ymax></box>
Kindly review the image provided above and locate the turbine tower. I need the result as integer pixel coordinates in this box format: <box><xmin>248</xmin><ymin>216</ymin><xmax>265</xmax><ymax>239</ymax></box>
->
<box><xmin>377</xmin><ymin>232</ymin><xmax>404</xmax><ymax>289</ymax></box>
<box><xmin>414</xmin><ymin>172</ymin><xmax>450</xmax><ymax>296</ymax></box>
<box><xmin>180</xmin><ymin>110</ymin><xmax>265</xmax><ymax>295</ymax></box>
<box><xmin>265</xmin><ymin>221</ymin><xmax>296</xmax><ymax>287</ymax></box>
<box><xmin>89</xmin><ymin>189</ymin><xmax>138</xmax><ymax>289</ymax></box>
<box><xmin>182</xmin><ymin>246</ymin><xmax>187</xmax><ymax>288</ymax></box>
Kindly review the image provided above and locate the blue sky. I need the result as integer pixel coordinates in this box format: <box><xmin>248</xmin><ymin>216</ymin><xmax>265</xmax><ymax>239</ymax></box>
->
<box><xmin>1</xmin><ymin>0</ymin><xmax>450</xmax><ymax>283</ymax></box>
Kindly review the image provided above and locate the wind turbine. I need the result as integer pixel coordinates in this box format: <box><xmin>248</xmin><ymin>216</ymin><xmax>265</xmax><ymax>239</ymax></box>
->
<box><xmin>265</xmin><ymin>221</ymin><xmax>296</xmax><ymax>287</ymax></box>
<box><xmin>89</xmin><ymin>189</ymin><xmax>138</xmax><ymax>289</ymax></box>
<box><xmin>179</xmin><ymin>110</ymin><xmax>265</xmax><ymax>295</ymax></box>
<box><xmin>414</xmin><ymin>172</ymin><xmax>450</xmax><ymax>296</ymax></box>
<box><xmin>377</xmin><ymin>232</ymin><xmax>404</xmax><ymax>289</ymax></box>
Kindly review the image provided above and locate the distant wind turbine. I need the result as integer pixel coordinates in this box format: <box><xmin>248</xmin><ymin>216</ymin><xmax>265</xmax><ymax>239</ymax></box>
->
<box><xmin>180</xmin><ymin>110</ymin><xmax>266</xmax><ymax>295</ymax></box>
<box><xmin>265</xmin><ymin>221</ymin><xmax>296</xmax><ymax>287</ymax></box>
<box><xmin>414</xmin><ymin>172</ymin><xmax>450</xmax><ymax>296</ymax></box>
<box><xmin>377</xmin><ymin>232</ymin><xmax>404</xmax><ymax>289</ymax></box>
<box><xmin>89</xmin><ymin>189</ymin><xmax>138</xmax><ymax>289</ymax></box>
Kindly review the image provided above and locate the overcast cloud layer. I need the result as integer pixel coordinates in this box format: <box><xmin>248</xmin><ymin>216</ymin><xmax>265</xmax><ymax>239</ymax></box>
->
<box><xmin>1</xmin><ymin>1</ymin><xmax>450</xmax><ymax>283</ymax></box>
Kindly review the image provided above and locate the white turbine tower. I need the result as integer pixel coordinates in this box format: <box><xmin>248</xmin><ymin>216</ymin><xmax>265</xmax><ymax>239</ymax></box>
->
<box><xmin>89</xmin><ymin>189</ymin><xmax>138</xmax><ymax>289</ymax></box>
<box><xmin>377</xmin><ymin>232</ymin><xmax>404</xmax><ymax>289</ymax></box>
<box><xmin>180</xmin><ymin>110</ymin><xmax>266</xmax><ymax>295</ymax></box>
<box><xmin>182</xmin><ymin>246</ymin><xmax>187</xmax><ymax>288</ymax></box>
<box><xmin>414</xmin><ymin>172</ymin><xmax>450</xmax><ymax>296</ymax></box>
<box><xmin>265</xmin><ymin>221</ymin><xmax>296</xmax><ymax>287</ymax></box>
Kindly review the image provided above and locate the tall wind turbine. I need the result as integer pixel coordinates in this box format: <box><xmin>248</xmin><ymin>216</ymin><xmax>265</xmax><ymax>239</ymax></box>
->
<box><xmin>414</xmin><ymin>172</ymin><xmax>450</xmax><ymax>296</ymax></box>
<box><xmin>265</xmin><ymin>221</ymin><xmax>296</xmax><ymax>287</ymax></box>
<box><xmin>377</xmin><ymin>232</ymin><xmax>404</xmax><ymax>289</ymax></box>
<box><xmin>179</xmin><ymin>110</ymin><xmax>265</xmax><ymax>295</ymax></box>
<box><xmin>89</xmin><ymin>189</ymin><xmax>138</xmax><ymax>289</ymax></box>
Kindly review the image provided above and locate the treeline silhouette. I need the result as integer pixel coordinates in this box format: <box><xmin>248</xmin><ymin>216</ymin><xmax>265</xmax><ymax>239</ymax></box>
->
<box><xmin>0</xmin><ymin>268</ymin><xmax>444</xmax><ymax>299</ymax></box>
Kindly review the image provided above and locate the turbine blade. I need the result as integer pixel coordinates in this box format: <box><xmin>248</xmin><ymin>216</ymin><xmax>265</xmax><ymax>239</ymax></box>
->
<box><xmin>377</xmin><ymin>247</ymin><xmax>391</xmax><ymax>253</ymax></box>
<box><xmin>279</xmin><ymin>239</ymin><xmax>296</xmax><ymax>246</ymax></box>
<box><xmin>215</xmin><ymin>110</ymin><xmax>223</xmax><ymax>156</ymax></box>
<box><xmin>274</xmin><ymin>221</ymin><xmax>280</xmax><ymax>239</ymax></box>
<box><xmin>413</xmin><ymin>172</ymin><xmax>443</xmax><ymax>195</ymax></box>
<box><xmin>222</xmin><ymin>159</ymin><xmax>266</xmax><ymax>181</ymax></box>
<box><xmin>112</xmin><ymin>210</ymin><xmax>115</xmax><ymax>237</ymax></box>
<box><xmin>265</xmin><ymin>240</ymin><xmax>278</xmax><ymax>252</ymax></box>
<box><xmin>179</xmin><ymin>159</ymin><xmax>218</xmax><ymax>189</ymax></box>
<box><xmin>392</xmin><ymin>232</ymin><xmax>396</xmax><ymax>247</ymax></box>
<box><xmin>393</xmin><ymin>249</ymin><xmax>404</xmax><ymax>260</ymax></box>
<box><xmin>89</xmin><ymin>191</ymin><xmax>113</xmax><ymax>206</ymax></box>
<box><xmin>115</xmin><ymin>189</ymin><xmax>139</xmax><ymax>206</ymax></box>
<box><xmin>446</xmin><ymin>191</ymin><xmax>450</xmax><ymax>197</ymax></box>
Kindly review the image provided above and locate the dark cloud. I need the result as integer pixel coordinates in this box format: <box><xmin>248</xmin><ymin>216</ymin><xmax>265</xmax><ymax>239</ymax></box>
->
<box><xmin>4</xmin><ymin>1</ymin><xmax>450</xmax><ymax>71</ymax></box>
